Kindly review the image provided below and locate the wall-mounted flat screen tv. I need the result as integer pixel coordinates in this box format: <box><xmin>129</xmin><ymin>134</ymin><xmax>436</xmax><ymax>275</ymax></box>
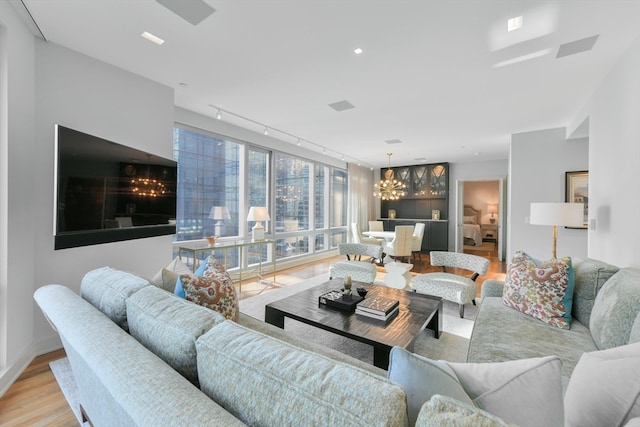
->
<box><xmin>54</xmin><ymin>124</ymin><xmax>177</xmax><ymax>249</ymax></box>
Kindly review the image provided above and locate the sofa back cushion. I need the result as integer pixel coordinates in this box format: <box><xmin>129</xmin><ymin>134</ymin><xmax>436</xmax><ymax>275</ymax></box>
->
<box><xmin>126</xmin><ymin>286</ymin><xmax>225</xmax><ymax>386</ymax></box>
<box><xmin>590</xmin><ymin>268</ymin><xmax>640</xmax><ymax>349</ymax></box>
<box><xmin>571</xmin><ymin>258</ymin><xmax>619</xmax><ymax>326</ymax></box>
<box><xmin>80</xmin><ymin>267</ymin><xmax>150</xmax><ymax>331</ymax></box>
<box><xmin>197</xmin><ymin>321</ymin><xmax>408</xmax><ymax>427</ymax></box>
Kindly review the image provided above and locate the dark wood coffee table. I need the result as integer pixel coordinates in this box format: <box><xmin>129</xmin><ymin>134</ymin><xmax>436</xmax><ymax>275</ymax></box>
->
<box><xmin>265</xmin><ymin>279</ymin><xmax>442</xmax><ymax>369</ymax></box>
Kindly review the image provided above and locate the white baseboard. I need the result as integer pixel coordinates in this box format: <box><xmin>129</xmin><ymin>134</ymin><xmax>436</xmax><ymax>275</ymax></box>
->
<box><xmin>0</xmin><ymin>342</ymin><xmax>36</xmax><ymax>398</ymax></box>
<box><xmin>0</xmin><ymin>335</ymin><xmax>63</xmax><ymax>398</ymax></box>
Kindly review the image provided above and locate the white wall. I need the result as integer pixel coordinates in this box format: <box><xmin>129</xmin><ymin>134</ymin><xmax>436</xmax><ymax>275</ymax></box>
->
<box><xmin>508</xmin><ymin>129</ymin><xmax>589</xmax><ymax>261</ymax></box>
<box><xmin>175</xmin><ymin>107</ymin><xmax>347</xmax><ymax>170</ymax></box>
<box><xmin>448</xmin><ymin>159</ymin><xmax>508</xmax><ymax>250</ymax></box>
<box><xmin>0</xmin><ymin>1</ymin><xmax>37</xmax><ymax>394</ymax></box>
<box><xmin>571</xmin><ymin>38</ymin><xmax>640</xmax><ymax>268</ymax></box>
<box><xmin>30</xmin><ymin>41</ymin><xmax>177</xmax><ymax>353</ymax></box>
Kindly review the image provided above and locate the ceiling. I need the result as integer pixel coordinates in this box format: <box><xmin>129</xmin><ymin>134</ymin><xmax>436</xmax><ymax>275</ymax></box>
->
<box><xmin>19</xmin><ymin>0</ymin><xmax>640</xmax><ymax>168</ymax></box>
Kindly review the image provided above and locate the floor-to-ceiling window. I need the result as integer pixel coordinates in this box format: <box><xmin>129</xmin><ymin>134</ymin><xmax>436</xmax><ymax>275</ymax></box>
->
<box><xmin>173</xmin><ymin>127</ymin><xmax>241</xmax><ymax>241</ymax></box>
<box><xmin>173</xmin><ymin>124</ymin><xmax>347</xmax><ymax>269</ymax></box>
<box><xmin>274</xmin><ymin>152</ymin><xmax>310</xmax><ymax>259</ymax></box>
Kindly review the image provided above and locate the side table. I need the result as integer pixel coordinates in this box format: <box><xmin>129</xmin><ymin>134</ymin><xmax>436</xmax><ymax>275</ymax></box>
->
<box><xmin>481</xmin><ymin>223</ymin><xmax>498</xmax><ymax>242</ymax></box>
<box><xmin>384</xmin><ymin>262</ymin><xmax>413</xmax><ymax>289</ymax></box>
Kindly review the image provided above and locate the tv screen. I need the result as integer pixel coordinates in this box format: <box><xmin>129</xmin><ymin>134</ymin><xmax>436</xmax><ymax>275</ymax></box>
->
<box><xmin>54</xmin><ymin>124</ymin><xmax>177</xmax><ymax>249</ymax></box>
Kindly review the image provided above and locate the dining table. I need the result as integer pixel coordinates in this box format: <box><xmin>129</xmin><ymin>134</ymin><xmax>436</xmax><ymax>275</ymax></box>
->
<box><xmin>362</xmin><ymin>230</ymin><xmax>396</xmax><ymax>241</ymax></box>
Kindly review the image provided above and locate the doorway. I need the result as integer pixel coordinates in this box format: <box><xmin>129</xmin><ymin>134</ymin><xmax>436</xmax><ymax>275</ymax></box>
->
<box><xmin>455</xmin><ymin>177</ymin><xmax>506</xmax><ymax>261</ymax></box>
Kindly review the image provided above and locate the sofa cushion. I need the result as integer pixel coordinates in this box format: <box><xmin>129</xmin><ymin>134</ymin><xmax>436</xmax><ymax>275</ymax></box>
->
<box><xmin>80</xmin><ymin>267</ymin><xmax>150</xmax><ymax>331</ymax></box>
<box><xmin>197</xmin><ymin>321</ymin><xmax>408</xmax><ymax>427</ymax></box>
<box><xmin>126</xmin><ymin>286</ymin><xmax>225</xmax><ymax>386</ymax></box>
<box><xmin>448</xmin><ymin>356</ymin><xmax>564</xmax><ymax>427</ymax></box>
<box><xmin>630</xmin><ymin>311</ymin><xmax>640</xmax><ymax>344</ymax></box>
<box><xmin>180</xmin><ymin>274</ymin><xmax>239</xmax><ymax>321</ymax></box>
<box><xmin>571</xmin><ymin>258</ymin><xmax>619</xmax><ymax>326</ymax></box>
<box><xmin>564</xmin><ymin>342</ymin><xmax>640</xmax><ymax>427</ymax></box>
<box><xmin>502</xmin><ymin>251</ymin><xmax>575</xmax><ymax>329</ymax></box>
<box><xmin>416</xmin><ymin>395</ymin><xmax>516</xmax><ymax>427</ymax></box>
<box><xmin>467</xmin><ymin>297</ymin><xmax>597</xmax><ymax>390</ymax></box>
<box><xmin>150</xmin><ymin>257</ymin><xmax>192</xmax><ymax>292</ymax></box>
<box><xmin>590</xmin><ymin>268</ymin><xmax>640</xmax><ymax>349</ymax></box>
<box><xmin>388</xmin><ymin>347</ymin><xmax>474</xmax><ymax>426</ymax></box>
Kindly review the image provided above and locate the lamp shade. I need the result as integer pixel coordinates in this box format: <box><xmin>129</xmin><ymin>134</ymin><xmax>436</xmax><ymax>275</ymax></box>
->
<box><xmin>209</xmin><ymin>206</ymin><xmax>230</xmax><ymax>220</ymax></box>
<box><xmin>487</xmin><ymin>204</ymin><xmax>498</xmax><ymax>214</ymax></box>
<box><xmin>246</xmin><ymin>207</ymin><xmax>270</xmax><ymax>222</ymax></box>
<box><xmin>530</xmin><ymin>202</ymin><xmax>583</xmax><ymax>227</ymax></box>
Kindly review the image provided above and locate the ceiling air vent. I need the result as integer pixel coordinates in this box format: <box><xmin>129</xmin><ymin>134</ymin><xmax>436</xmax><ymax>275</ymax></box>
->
<box><xmin>557</xmin><ymin>35</ymin><xmax>599</xmax><ymax>59</ymax></box>
<box><xmin>385</xmin><ymin>139</ymin><xmax>403</xmax><ymax>145</ymax></box>
<box><xmin>156</xmin><ymin>0</ymin><xmax>215</xmax><ymax>26</ymax></box>
<box><xmin>328</xmin><ymin>100</ymin><xmax>355</xmax><ymax>112</ymax></box>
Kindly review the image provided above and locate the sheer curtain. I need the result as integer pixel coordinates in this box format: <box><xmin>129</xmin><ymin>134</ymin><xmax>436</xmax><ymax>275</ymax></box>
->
<box><xmin>347</xmin><ymin>163</ymin><xmax>376</xmax><ymax>242</ymax></box>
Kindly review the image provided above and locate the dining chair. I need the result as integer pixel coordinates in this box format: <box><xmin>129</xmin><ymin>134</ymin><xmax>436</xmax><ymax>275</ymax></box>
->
<box><xmin>411</xmin><ymin>222</ymin><xmax>426</xmax><ymax>261</ymax></box>
<box><xmin>351</xmin><ymin>223</ymin><xmax>383</xmax><ymax>246</ymax></box>
<box><xmin>368</xmin><ymin>221</ymin><xmax>384</xmax><ymax>232</ymax></box>
<box><xmin>383</xmin><ymin>225</ymin><xmax>414</xmax><ymax>263</ymax></box>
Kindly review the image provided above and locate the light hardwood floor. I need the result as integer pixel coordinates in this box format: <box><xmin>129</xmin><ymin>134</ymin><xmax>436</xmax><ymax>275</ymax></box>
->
<box><xmin>0</xmin><ymin>252</ymin><xmax>506</xmax><ymax>426</ymax></box>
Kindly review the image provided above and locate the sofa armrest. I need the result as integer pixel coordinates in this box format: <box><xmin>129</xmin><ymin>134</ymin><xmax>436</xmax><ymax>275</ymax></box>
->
<box><xmin>481</xmin><ymin>280</ymin><xmax>505</xmax><ymax>298</ymax></box>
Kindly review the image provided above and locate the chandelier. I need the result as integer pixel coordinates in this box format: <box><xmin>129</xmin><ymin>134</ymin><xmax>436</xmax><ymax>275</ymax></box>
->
<box><xmin>131</xmin><ymin>155</ymin><xmax>167</xmax><ymax>197</ymax></box>
<box><xmin>373</xmin><ymin>153</ymin><xmax>406</xmax><ymax>200</ymax></box>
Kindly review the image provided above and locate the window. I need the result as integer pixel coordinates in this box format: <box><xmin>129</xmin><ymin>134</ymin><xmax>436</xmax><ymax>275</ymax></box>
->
<box><xmin>173</xmin><ymin>127</ymin><xmax>240</xmax><ymax>242</ymax></box>
<box><xmin>173</xmin><ymin>125</ymin><xmax>347</xmax><ymax>268</ymax></box>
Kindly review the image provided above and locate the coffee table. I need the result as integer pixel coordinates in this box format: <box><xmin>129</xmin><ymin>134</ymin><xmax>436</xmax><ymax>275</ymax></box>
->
<box><xmin>265</xmin><ymin>279</ymin><xmax>442</xmax><ymax>369</ymax></box>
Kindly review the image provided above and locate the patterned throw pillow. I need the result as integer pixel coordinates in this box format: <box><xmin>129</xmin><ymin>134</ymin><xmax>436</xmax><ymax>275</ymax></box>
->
<box><xmin>201</xmin><ymin>256</ymin><xmax>227</xmax><ymax>276</ymax></box>
<box><xmin>502</xmin><ymin>251</ymin><xmax>575</xmax><ymax>329</ymax></box>
<box><xmin>180</xmin><ymin>274</ymin><xmax>239</xmax><ymax>321</ymax></box>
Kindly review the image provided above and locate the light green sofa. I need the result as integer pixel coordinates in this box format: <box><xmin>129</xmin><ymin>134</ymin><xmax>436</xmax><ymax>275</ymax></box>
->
<box><xmin>35</xmin><ymin>267</ymin><xmax>408</xmax><ymax>427</ymax></box>
<box><xmin>467</xmin><ymin>257</ymin><xmax>640</xmax><ymax>389</ymax></box>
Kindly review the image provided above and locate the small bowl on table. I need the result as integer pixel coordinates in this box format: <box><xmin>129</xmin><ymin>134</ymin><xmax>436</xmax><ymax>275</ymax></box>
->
<box><xmin>356</xmin><ymin>287</ymin><xmax>368</xmax><ymax>297</ymax></box>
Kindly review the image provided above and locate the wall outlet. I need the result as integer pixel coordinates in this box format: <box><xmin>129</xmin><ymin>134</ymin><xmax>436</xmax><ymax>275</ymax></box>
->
<box><xmin>524</xmin><ymin>216</ymin><xmax>530</xmax><ymax>224</ymax></box>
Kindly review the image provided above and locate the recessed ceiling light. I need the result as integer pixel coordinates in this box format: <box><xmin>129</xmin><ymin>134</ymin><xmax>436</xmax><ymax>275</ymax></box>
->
<box><xmin>415</xmin><ymin>157</ymin><xmax>427</xmax><ymax>162</ymax></box>
<box><xmin>141</xmin><ymin>31</ymin><xmax>165</xmax><ymax>45</ymax></box>
<box><xmin>354</xmin><ymin>47</ymin><xmax>364</xmax><ymax>55</ymax></box>
<box><xmin>507</xmin><ymin>16</ymin><xmax>523</xmax><ymax>32</ymax></box>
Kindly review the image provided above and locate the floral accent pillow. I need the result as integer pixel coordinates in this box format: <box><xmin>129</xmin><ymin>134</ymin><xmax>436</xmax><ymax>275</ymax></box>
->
<box><xmin>180</xmin><ymin>274</ymin><xmax>239</xmax><ymax>321</ymax></box>
<box><xmin>502</xmin><ymin>251</ymin><xmax>575</xmax><ymax>329</ymax></box>
<box><xmin>201</xmin><ymin>256</ymin><xmax>227</xmax><ymax>276</ymax></box>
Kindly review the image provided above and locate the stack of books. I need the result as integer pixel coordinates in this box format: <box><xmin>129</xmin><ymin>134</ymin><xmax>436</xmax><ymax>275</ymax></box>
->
<box><xmin>355</xmin><ymin>295</ymin><xmax>400</xmax><ymax>322</ymax></box>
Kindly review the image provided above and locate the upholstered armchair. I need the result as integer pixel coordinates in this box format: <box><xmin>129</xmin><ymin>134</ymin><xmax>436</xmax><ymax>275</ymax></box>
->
<box><xmin>329</xmin><ymin>243</ymin><xmax>383</xmax><ymax>284</ymax></box>
<box><xmin>412</xmin><ymin>251</ymin><xmax>489</xmax><ymax>317</ymax></box>
<box><xmin>383</xmin><ymin>226</ymin><xmax>414</xmax><ymax>263</ymax></box>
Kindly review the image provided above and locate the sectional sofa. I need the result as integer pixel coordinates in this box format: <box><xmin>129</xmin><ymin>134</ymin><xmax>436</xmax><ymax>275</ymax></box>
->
<box><xmin>468</xmin><ymin>257</ymin><xmax>640</xmax><ymax>389</ymax></box>
<box><xmin>34</xmin><ymin>256</ymin><xmax>640</xmax><ymax>426</ymax></box>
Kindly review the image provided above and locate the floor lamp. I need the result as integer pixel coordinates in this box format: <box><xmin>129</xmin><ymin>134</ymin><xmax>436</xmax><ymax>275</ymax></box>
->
<box><xmin>530</xmin><ymin>202</ymin><xmax>584</xmax><ymax>259</ymax></box>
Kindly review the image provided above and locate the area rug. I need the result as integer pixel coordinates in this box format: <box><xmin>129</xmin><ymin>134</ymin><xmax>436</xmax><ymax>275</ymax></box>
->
<box><xmin>240</xmin><ymin>272</ymin><xmax>478</xmax><ymax>364</ymax></box>
<box><xmin>49</xmin><ymin>358</ymin><xmax>90</xmax><ymax>426</ymax></box>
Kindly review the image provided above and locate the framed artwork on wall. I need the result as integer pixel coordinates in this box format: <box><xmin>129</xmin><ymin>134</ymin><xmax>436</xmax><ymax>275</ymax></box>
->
<box><xmin>565</xmin><ymin>170</ymin><xmax>589</xmax><ymax>229</ymax></box>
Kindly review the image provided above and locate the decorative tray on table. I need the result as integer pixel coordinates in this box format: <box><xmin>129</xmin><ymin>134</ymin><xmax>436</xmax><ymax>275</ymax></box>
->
<box><xmin>318</xmin><ymin>290</ymin><xmax>364</xmax><ymax>312</ymax></box>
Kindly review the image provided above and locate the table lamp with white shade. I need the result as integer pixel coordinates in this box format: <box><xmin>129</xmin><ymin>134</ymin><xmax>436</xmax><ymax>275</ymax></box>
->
<box><xmin>530</xmin><ymin>202</ymin><xmax>584</xmax><ymax>259</ymax></box>
<box><xmin>209</xmin><ymin>206</ymin><xmax>230</xmax><ymax>236</ymax></box>
<box><xmin>487</xmin><ymin>203</ymin><xmax>498</xmax><ymax>224</ymax></box>
<box><xmin>247</xmin><ymin>207</ymin><xmax>270</xmax><ymax>240</ymax></box>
